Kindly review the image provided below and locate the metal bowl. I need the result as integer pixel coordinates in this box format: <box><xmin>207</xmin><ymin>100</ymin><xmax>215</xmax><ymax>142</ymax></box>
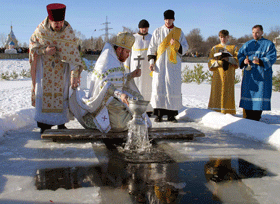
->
<box><xmin>128</xmin><ymin>99</ymin><xmax>150</xmax><ymax>116</ymax></box>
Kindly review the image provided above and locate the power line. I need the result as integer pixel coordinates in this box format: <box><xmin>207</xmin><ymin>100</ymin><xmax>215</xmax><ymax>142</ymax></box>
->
<box><xmin>100</xmin><ymin>16</ymin><xmax>112</xmax><ymax>42</ymax></box>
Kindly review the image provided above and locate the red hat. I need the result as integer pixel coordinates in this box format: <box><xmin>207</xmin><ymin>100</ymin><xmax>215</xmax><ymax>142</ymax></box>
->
<box><xmin>47</xmin><ymin>3</ymin><xmax>66</xmax><ymax>21</ymax></box>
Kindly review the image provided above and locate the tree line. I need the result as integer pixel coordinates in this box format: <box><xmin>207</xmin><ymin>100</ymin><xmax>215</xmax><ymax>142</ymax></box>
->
<box><xmin>186</xmin><ymin>26</ymin><xmax>280</xmax><ymax>57</ymax></box>
<box><xmin>1</xmin><ymin>25</ymin><xmax>280</xmax><ymax>57</ymax></box>
<box><xmin>78</xmin><ymin>26</ymin><xmax>280</xmax><ymax>57</ymax></box>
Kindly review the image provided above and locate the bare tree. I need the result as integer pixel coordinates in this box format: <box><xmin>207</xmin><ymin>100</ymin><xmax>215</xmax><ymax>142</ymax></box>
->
<box><xmin>22</xmin><ymin>42</ymin><xmax>28</xmax><ymax>48</ymax></box>
<box><xmin>236</xmin><ymin>34</ymin><xmax>252</xmax><ymax>44</ymax></box>
<box><xmin>0</xmin><ymin>33</ymin><xmax>6</xmax><ymax>48</ymax></box>
<box><xmin>264</xmin><ymin>26</ymin><xmax>280</xmax><ymax>41</ymax></box>
<box><xmin>204</xmin><ymin>35</ymin><xmax>220</xmax><ymax>56</ymax></box>
<box><xmin>107</xmin><ymin>34</ymin><xmax>116</xmax><ymax>46</ymax></box>
<box><xmin>80</xmin><ymin>38</ymin><xmax>93</xmax><ymax>50</ymax></box>
<box><xmin>185</xmin><ymin>28</ymin><xmax>204</xmax><ymax>55</ymax></box>
<box><xmin>74</xmin><ymin>30</ymin><xmax>86</xmax><ymax>48</ymax></box>
<box><xmin>94</xmin><ymin>36</ymin><xmax>105</xmax><ymax>50</ymax></box>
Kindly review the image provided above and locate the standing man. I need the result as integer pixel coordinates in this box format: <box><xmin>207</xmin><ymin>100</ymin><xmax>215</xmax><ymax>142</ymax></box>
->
<box><xmin>147</xmin><ymin>9</ymin><xmax>189</xmax><ymax>122</ymax></box>
<box><xmin>238</xmin><ymin>25</ymin><xmax>276</xmax><ymax>121</ymax></box>
<box><xmin>124</xmin><ymin>19</ymin><xmax>153</xmax><ymax>116</ymax></box>
<box><xmin>208</xmin><ymin>30</ymin><xmax>239</xmax><ymax>114</ymax></box>
<box><xmin>29</xmin><ymin>3</ymin><xmax>84</xmax><ymax>133</ymax></box>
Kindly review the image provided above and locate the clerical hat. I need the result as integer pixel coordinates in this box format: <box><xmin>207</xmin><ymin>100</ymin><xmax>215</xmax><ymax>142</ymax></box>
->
<box><xmin>115</xmin><ymin>32</ymin><xmax>135</xmax><ymax>50</ymax></box>
<box><xmin>138</xmin><ymin>19</ymin><xmax>150</xmax><ymax>28</ymax></box>
<box><xmin>164</xmin><ymin>9</ymin><xmax>175</xmax><ymax>20</ymax></box>
<box><xmin>47</xmin><ymin>3</ymin><xmax>66</xmax><ymax>21</ymax></box>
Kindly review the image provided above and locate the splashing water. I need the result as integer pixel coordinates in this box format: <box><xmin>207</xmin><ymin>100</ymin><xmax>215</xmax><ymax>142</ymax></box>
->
<box><xmin>124</xmin><ymin>116</ymin><xmax>152</xmax><ymax>153</ymax></box>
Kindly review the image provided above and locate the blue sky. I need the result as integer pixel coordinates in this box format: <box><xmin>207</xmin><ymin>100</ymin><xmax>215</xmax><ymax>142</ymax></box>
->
<box><xmin>1</xmin><ymin>0</ymin><xmax>280</xmax><ymax>45</ymax></box>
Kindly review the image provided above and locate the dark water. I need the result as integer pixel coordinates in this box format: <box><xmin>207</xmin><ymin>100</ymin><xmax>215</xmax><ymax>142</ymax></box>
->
<box><xmin>35</xmin><ymin>152</ymin><xmax>273</xmax><ymax>203</ymax></box>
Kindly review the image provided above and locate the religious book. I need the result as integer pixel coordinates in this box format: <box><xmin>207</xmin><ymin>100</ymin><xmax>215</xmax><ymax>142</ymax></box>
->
<box><xmin>214</xmin><ymin>51</ymin><xmax>232</xmax><ymax>60</ymax></box>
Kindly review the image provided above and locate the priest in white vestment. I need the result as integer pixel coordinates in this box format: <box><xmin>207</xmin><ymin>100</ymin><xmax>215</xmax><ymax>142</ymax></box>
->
<box><xmin>29</xmin><ymin>3</ymin><xmax>83</xmax><ymax>133</ymax></box>
<box><xmin>124</xmin><ymin>19</ymin><xmax>153</xmax><ymax>115</ymax></box>
<box><xmin>69</xmin><ymin>32</ymin><xmax>152</xmax><ymax>133</ymax></box>
<box><xmin>147</xmin><ymin>10</ymin><xmax>189</xmax><ymax>122</ymax></box>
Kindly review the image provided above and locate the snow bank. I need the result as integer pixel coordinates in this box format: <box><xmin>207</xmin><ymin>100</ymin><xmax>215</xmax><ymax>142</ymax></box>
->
<box><xmin>0</xmin><ymin>108</ymin><xmax>36</xmax><ymax>137</ymax></box>
<box><xmin>177</xmin><ymin>108</ymin><xmax>280</xmax><ymax>150</ymax></box>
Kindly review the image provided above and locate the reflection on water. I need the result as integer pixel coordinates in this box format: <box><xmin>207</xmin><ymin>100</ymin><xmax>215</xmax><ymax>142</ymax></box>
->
<box><xmin>35</xmin><ymin>155</ymin><xmax>273</xmax><ymax>203</ymax></box>
<box><xmin>35</xmin><ymin>166</ymin><xmax>103</xmax><ymax>191</ymax></box>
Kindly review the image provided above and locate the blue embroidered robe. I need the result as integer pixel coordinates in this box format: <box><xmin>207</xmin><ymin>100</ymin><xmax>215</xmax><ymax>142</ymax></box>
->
<box><xmin>238</xmin><ymin>38</ymin><xmax>276</xmax><ymax>110</ymax></box>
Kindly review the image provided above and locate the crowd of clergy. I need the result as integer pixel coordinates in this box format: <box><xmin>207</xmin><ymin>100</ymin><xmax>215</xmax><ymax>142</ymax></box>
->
<box><xmin>30</xmin><ymin>3</ymin><xmax>277</xmax><ymax>134</ymax></box>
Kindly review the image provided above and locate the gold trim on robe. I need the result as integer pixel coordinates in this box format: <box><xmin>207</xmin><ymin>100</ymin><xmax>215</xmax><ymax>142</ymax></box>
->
<box><xmin>150</xmin><ymin>27</ymin><xmax>181</xmax><ymax>77</ymax></box>
<box><xmin>29</xmin><ymin>17</ymin><xmax>84</xmax><ymax>113</ymax></box>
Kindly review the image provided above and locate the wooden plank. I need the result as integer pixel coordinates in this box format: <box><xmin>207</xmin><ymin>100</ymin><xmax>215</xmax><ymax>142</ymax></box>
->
<box><xmin>41</xmin><ymin>127</ymin><xmax>204</xmax><ymax>141</ymax></box>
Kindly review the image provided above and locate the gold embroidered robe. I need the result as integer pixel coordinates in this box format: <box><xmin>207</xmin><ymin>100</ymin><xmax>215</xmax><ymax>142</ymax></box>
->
<box><xmin>208</xmin><ymin>44</ymin><xmax>239</xmax><ymax>114</ymax></box>
<box><xmin>29</xmin><ymin>17</ymin><xmax>83</xmax><ymax>125</ymax></box>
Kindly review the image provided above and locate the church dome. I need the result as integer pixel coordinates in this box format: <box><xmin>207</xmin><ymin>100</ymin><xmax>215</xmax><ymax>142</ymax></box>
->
<box><xmin>5</xmin><ymin>25</ymin><xmax>18</xmax><ymax>49</ymax></box>
<box><xmin>9</xmin><ymin>41</ymin><xmax>15</xmax><ymax>46</ymax></box>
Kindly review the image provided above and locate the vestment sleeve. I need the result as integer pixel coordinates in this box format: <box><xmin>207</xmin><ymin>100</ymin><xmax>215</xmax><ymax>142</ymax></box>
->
<box><xmin>179</xmin><ymin>30</ymin><xmax>188</xmax><ymax>56</ymax></box>
<box><xmin>147</xmin><ymin>30</ymin><xmax>158</xmax><ymax>58</ymax></box>
<box><xmin>208</xmin><ymin>46</ymin><xmax>222</xmax><ymax>71</ymax></box>
<box><xmin>260</xmin><ymin>42</ymin><xmax>277</xmax><ymax>70</ymax></box>
<box><xmin>237</xmin><ymin>44</ymin><xmax>247</xmax><ymax>69</ymax></box>
<box><xmin>228</xmin><ymin>46</ymin><xmax>239</xmax><ymax>68</ymax></box>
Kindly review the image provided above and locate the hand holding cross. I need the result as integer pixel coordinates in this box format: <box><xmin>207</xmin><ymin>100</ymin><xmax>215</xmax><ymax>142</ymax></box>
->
<box><xmin>134</xmin><ymin>55</ymin><xmax>145</xmax><ymax>69</ymax></box>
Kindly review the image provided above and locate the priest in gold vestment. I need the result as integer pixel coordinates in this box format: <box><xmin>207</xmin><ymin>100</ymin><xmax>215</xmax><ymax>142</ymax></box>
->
<box><xmin>208</xmin><ymin>30</ymin><xmax>239</xmax><ymax>114</ymax></box>
<box><xmin>29</xmin><ymin>3</ymin><xmax>84</xmax><ymax>133</ymax></box>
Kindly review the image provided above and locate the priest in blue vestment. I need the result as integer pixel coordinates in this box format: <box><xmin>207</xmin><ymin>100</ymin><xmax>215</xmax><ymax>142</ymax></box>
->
<box><xmin>238</xmin><ymin>25</ymin><xmax>277</xmax><ymax>121</ymax></box>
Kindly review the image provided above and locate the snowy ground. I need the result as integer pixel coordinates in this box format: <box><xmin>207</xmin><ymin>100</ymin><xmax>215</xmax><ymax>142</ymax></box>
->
<box><xmin>1</xmin><ymin>59</ymin><xmax>280</xmax><ymax>203</ymax></box>
<box><xmin>1</xmin><ymin>59</ymin><xmax>280</xmax><ymax>148</ymax></box>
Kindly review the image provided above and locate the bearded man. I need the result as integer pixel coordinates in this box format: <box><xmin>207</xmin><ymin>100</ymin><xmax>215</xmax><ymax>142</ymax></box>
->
<box><xmin>147</xmin><ymin>9</ymin><xmax>189</xmax><ymax>123</ymax></box>
<box><xmin>29</xmin><ymin>3</ymin><xmax>84</xmax><ymax>133</ymax></box>
<box><xmin>124</xmin><ymin>19</ymin><xmax>153</xmax><ymax>116</ymax></box>
<box><xmin>238</xmin><ymin>25</ymin><xmax>276</xmax><ymax>121</ymax></box>
<box><xmin>69</xmin><ymin>32</ymin><xmax>151</xmax><ymax>133</ymax></box>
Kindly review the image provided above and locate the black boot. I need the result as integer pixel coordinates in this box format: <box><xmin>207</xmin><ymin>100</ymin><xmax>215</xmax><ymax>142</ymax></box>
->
<box><xmin>168</xmin><ymin>116</ymin><xmax>178</xmax><ymax>123</ymax></box>
<box><xmin>58</xmin><ymin>124</ymin><xmax>67</xmax><ymax>129</ymax></box>
<box><xmin>167</xmin><ymin>110</ymin><xmax>178</xmax><ymax>123</ymax></box>
<box><xmin>146</xmin><ymin>111</ymin><xmax>153</xmax><ymax>117</ymax></box>
<box><xmin>154</xmin><ymin>116</ymin><xmax>163</xmax><ymax>122</ymax></box>
<box><xmin>37</xmin><ymin>122</ymin><xmax>52</xmax><ymax>134</ymax></box>
<box><xmin>154</xmin><ymin>109</ymin><xmax>164</xmax><ymax>122</ymax></box>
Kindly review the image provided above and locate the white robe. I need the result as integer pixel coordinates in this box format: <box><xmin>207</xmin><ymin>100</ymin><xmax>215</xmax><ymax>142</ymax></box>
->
<box><xmin>34</xmin><ymin>55</ymin><xmax>76</xmax><ymax>125</ymax></box>
<box><xmin>147</xmin><ymin>25</ymin><xmax>189</xmax><ymax>110</ymax></box>
<box><xmin>124</xmin><ymin>33</ymin><xmax>153</xmax><ymax>111</ymax></box>
<box><xmin>69</xmin><ymin>43</ymin><xmax>151</xmax><ymax>133</ymax></box>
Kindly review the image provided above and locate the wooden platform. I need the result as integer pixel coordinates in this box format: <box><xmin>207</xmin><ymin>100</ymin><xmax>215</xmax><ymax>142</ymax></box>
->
<box><xmin>41</xmin><ymin>127</ymin><xmax>205</xmax><ymax>141</ymax></box>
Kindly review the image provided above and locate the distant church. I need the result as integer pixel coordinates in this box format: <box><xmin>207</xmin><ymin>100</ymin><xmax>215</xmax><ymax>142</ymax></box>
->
<box><xmin>4</xmin><ymin>25</ymin><xmax>18</xmax><ymax>54</ymax></box>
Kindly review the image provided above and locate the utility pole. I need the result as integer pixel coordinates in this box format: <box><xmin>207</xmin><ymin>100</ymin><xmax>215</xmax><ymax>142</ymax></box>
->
<box><xmin>100</xmin><ymin>16</ymin><xmax>112</xmax><ymax>42</ymax></box>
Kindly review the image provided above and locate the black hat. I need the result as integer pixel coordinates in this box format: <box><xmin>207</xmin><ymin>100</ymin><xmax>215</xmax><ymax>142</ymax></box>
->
<box><xmin>164</xmin><ymin>9</ymin><xmax>175</xmax><ymax>20</ymax></box>
<box><xmin>138</xmin><ymin>19</ymin><xmax>149</xmax><ymax>28</ymax></box>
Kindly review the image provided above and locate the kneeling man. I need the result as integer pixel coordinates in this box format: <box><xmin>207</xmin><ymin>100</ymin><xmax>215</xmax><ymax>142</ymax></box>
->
<box><xmin>70</xmin><ymin>32</ymin><xmax>151</xmax><ymax>133</ymax></box>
